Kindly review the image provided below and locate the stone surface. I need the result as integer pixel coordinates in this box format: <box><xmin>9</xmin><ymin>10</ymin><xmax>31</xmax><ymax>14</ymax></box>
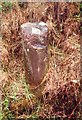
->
<box><xmin>21</xmin><ymin>22</ymin><xmax>49</xmax><ymax>88</ymax></box>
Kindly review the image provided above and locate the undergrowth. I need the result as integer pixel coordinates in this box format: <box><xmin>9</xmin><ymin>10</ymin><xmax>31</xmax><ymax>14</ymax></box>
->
<box><xmin>0</xmin><ymin>2</ymin><xmax>81</xmax><ymax>120</ymax></box>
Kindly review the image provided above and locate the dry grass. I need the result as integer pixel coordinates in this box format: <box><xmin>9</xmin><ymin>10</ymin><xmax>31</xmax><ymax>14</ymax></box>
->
<box><xmin>0</xmin><ymin>2</ymin><xmax>81</xmax><ymax>120</ymax></box>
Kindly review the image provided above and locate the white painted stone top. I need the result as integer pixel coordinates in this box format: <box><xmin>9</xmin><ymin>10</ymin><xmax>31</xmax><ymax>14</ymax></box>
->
<box><xmin>21</xmin><ymin>22</ymin><xmax>48</xmax><ymax>35</ymax></box>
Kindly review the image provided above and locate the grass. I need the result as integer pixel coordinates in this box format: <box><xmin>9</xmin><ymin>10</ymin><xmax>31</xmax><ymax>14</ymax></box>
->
<box><xmin>0</xmin><ymin>2</ymin><xmax>81</xmax><ymax>120</ymax></box>
<box><xmin>1</xmin><ymin>97</ymin><xmax>15</xmax><ymax>120</ymax></box>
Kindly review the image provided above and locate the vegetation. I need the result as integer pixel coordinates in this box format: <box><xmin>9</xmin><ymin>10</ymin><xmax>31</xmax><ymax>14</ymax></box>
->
<box><xmin>0</xmin><ymin>1</ymin><xmax>81</xmax><ymax>120</ymax></box>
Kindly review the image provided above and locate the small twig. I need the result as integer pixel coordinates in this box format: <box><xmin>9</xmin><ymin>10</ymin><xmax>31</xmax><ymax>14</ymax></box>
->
<box><xmin>68</xmin><ymin>98</ymin><xmax>82</xmax><ymax>119</ymax></box>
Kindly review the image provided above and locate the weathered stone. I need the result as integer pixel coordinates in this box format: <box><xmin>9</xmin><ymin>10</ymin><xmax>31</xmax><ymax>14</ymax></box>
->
<box><xmin>21</xmin><ymin>22</ymin><xmax>49</xmax><ymax>89</ymax></box>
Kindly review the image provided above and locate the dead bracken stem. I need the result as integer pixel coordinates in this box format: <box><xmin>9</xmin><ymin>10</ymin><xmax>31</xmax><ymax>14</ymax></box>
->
<box><xmin>68</xmin><ymin>99</ymin><xmax>82</xmax><ymax>119</ymax></box>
